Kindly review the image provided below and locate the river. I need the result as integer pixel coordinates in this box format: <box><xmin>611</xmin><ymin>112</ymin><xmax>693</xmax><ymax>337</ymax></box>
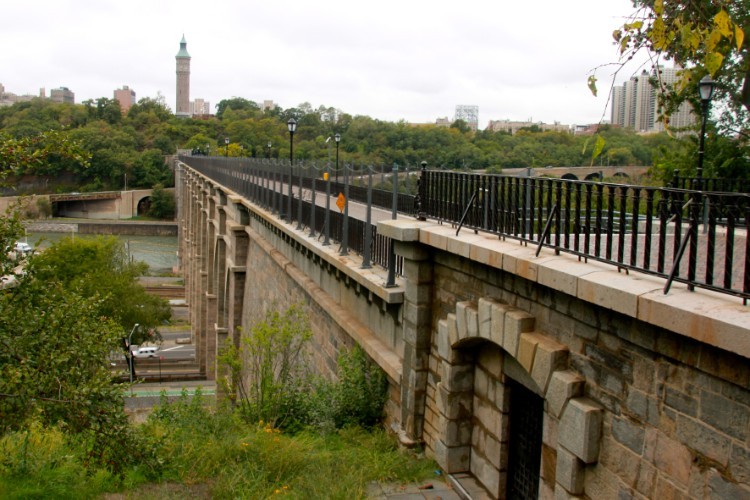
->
<box><xmin>25</xmin><ymin>232</ymin><xmax>179</xmax><ymax>274</ymax></box>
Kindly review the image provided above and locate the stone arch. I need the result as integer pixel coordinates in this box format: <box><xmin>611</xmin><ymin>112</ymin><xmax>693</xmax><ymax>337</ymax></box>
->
<box><xmin>433</xmin><ymin>298</ymin><xmax>603</xmax><ymax>498</ymax></box>
<box><xmin>561</xmin><ymin>173</ymin><xmax>578</xmax><ymax>180</ymax></box>
<box><xmin>136</xmin><ymin>195</ymin><xmax>151</xmax><ymax>216</ymax></box>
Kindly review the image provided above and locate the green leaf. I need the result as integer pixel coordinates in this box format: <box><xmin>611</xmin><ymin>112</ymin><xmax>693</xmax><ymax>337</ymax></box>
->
<box><xmin>713</xmin><ymin>10</ymin><xmax>732</xmax><ymax>38</ymax></box>
<box><xmin>587</xmin><ymin>75</ymin><xmax>598</xmax><ymax>97</ymax></box>
<box><xmin>591</xmin><ymin>135</ymin><xmax>606</xmax><ymax>165</ymax></box>
<box><xmin>705</xmin><ymin>52</ymin><xmax>724</xmax><ymax>76</ymax></box>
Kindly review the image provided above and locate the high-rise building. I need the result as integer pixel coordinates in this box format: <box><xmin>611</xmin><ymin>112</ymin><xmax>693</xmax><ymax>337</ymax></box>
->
<box><xmin>455</xmin><ymin>105</ymin><xmax>479</xmax><ymax>131</ymax></box>
<box><xmin>190</xmin><ymin>98</ymin><xmax>210</xmax><ymax>116</ymax></box>
<box><xmin>610</xmin><ymin>66</ymin><xmax>696</xmax><ymax>133</ymax></box>
<box><xmin>114</xmin><ymin>85</ymin><xmax>136</xmax><ymax>114</ymax></box>
<box><xmin>50</xmin><ymin>87</ymin><xmax>74</xmax><ymax>104</ymax></box>
<box><xmin>175</xmin><ymin>35</ymin><xmax>191</xmax><ymax>117</ymax></box>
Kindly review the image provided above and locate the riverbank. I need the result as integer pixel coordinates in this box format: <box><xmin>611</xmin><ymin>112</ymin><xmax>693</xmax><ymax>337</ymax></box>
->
<box><xmin>26</xmin><ymin>218</ymin><xmax>177</xmax><ymax>236</ymax></box>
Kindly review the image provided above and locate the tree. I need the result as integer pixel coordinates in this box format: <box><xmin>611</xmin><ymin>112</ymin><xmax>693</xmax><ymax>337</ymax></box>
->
<box><xmin>149</xmin><ymin>183</ymin><xmax>176</xmax><ymax>219</ymax></box>
<box><xmin>597</xmin><ymin>0</ymin><xmax>748</xmax><ymax>135</ymax></box>
<box><xmin>0</xmin><ymin>207</ymin><xmax>157</xmax><ymax>473</ymax></box>
<box><xmin>29</xmin><ymin>236</ymin><xmax>171</xmax><ymax>341</ymax></box>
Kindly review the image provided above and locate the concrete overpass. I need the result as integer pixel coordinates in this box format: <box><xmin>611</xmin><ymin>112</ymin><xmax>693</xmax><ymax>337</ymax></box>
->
<box><xmin>177</xmin><ymin>157</ymin><xmax>750</xmax><ymax>499</ymax></box>
<box><xmin>50</xmin><ymin>189</ymin><xmax>156</xmax><ymax>219</ymax></box>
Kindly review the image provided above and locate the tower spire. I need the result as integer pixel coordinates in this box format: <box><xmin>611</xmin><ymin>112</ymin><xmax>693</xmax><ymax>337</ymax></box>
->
<box><xmin>175</xmin><ymin>35</ymin><xmax>191</xmax><ymax>117</ymax></box>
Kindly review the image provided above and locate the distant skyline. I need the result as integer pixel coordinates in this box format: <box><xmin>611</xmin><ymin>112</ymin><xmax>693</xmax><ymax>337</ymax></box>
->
<box><xmin>1</xmin><ymin>0</ymin><xmax>651</xmax><ymax>128</ymax></box>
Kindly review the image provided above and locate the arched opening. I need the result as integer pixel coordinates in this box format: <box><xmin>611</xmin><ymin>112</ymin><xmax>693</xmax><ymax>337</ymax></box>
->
<box><xmin>561</xmin><ymin>173</ymin><xmax>578</xmax><ymax>180</ymax></box>
<box><xmin>136</xmin><ymin>196</ymin><xmax>151</xmax><ymax>216</ymax></box>
<box><xmin>506</xmin><ymin>378</ymin><xmax>544</xmax><ymax>498</ymax></box>
<box><xmin>584</xmin><ymin>173</ymin><xmax>602</xmax><ymax>181</ymax></box>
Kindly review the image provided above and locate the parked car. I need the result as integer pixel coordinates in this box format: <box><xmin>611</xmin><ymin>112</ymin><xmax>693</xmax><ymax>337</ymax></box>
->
<box><xmin>133</xmin><ymin>346</ymin><xmax>159</xmax><ymax>358</ymax></box>
<box><xmin>14</xmin><ymin>242</ymin><xmax>33</xmax><ymax>255</ymax></box>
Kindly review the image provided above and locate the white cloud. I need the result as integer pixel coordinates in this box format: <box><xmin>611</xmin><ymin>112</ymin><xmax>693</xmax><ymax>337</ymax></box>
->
<box><xmin>0</xmin><ymin>0</ymin><xmax>648</xmax><ymax>127</ymax></box>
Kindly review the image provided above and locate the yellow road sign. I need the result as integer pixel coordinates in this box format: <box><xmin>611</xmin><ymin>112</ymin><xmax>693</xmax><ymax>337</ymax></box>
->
<box><xmin>336</xmin><ymin>193</ymin><xmax>346</xmax><ymax>212</ymax></box>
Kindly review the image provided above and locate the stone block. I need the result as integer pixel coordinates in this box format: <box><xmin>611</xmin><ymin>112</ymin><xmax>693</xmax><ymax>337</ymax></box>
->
<box><xmin>503</xmin><ymin>309</ymin><xmax>535</xmax><ymax>357</ymax></box>
<box><xmin>436</xmin><ymin>319</ymin><xmax>451</xmax><ymax>361</ymax></box>
<box><xmin>456</xmin><ymin>301</ymin><xmax>477</xmax><ymax>340</ymax></box>
<box><xmin>489</xmin><ymin>301</ymin><xmax>510</xmax><ymax>347</ymax></box>
<box><xmin>700</xmin><ymin>389</ymin><xmax>750</xmax><ymax>442</ymax></box>
<box><xmin>478</xmin><ymin>297</ymin><xmax>498</xmax><ymax>341</ymax></box>
<box><xmin>554</xmin><ymin>484</ymin><xmax>584</xmax><ymax>500</ymax></box>
<box><xmin>518</xmin><ymin>332</ymin><xmax>540</xmax><ymax>373</ymax></box>
<box><xmin>556</xmin><ymin>446</ymin><xmax>585</xmax><ymax>494</ymax></box>
<box><xmin>675</xmin><ymin>414</ymin><xmax>731</xmax><ymax>466</ymax></box>
<box><xmin>611</xmin><ymin>416</ymin><xmax>645</xmax><ymax>454</ymax></box>
<box><xmin>432</xmin><ymin>439</ymin><xmax>471</xmax><ymax>473</ymax></box>
<box><xmin>470</xmin><ymin>451</ymin><xmax>501</xmax><ymax>498</ymax></box>
<box><xmin>559</xmin><ymin>397</ymin><xmax>603</xmax><ymax>464</ymax></box>
<box><xmin>651</xmin><ymin>432</ymin><xmax>692</xmax><ymax>485</ymax></box>
<box><xmin>730</xmin><ymin>444</ymin><xmax>750</xmax><ymax>484</ymax></box>
<box><xmin>531</xmin><ymin>336</ymin><xmax>569</xmax><ymax>394</ymax></box>
<box><xmin>546</xmin><ymin>370</ymin><xmax>585</xmax><ymax>419</ymax></box>
<box><xmin>447</xmin><ymin>313</ymin><xmax>459</xmax><ymax>345</ymax></box>
<box><xmin>442</xmin><ymin>362</ymin><xmax>475</xmax><ymax>393</ymax></box>
<box><xmin>439</xmin><ymin>413</ymin><xmax>473</xmax><ymax>447</ymax></box>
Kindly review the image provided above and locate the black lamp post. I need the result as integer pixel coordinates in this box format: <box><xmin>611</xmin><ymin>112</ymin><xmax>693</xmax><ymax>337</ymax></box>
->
<box><xmin>267</xmin><ymin>141</ymin><xmax>272</xmax><ymax>159</ymax></box>
<box><xmin>224</xmin><ymin>137</ymin><xmax>230</xmax><ymax>157</ymax></box>
<box><xmin>287</xmin><ymin>118</ymin><xmax>297</xmax><ymax>223</ymax></box>
<box><xmin>697</xmin><ymin>75</ymin><xmax>715</xmax><ymax>184</ymax></box>
<box><xmin>334</xmin><ymin>133</ymin><xmax>341</xmax><ymax>184</ymax></box>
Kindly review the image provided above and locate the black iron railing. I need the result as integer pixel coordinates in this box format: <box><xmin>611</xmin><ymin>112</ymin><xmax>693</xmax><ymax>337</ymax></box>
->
<box><xmin>422</xmin><ymin>169</ymin><xmax>750</xmax><ymax>302</ymax></box>
<box><xmin>179</xmin><ymin>156</ymin><xmax>749</xmax><ymax>302</ymax></box>
<box><xmin>180</xmin><ymin>155</ymin><xmax>404</xmax><ymax>276</ymax></box>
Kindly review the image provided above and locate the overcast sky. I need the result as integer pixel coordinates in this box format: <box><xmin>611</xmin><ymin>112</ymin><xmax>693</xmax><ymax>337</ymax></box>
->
<box><xmin>1</xmin><ymin>0</ymin><xmax>649</xmax><ymax>128</ymax></box>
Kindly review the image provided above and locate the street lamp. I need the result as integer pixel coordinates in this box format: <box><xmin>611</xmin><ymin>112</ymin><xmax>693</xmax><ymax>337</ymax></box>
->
<box><xmin>697</xmin><ymin>75</ymin><xmax>715</xmax><ymax>184</ymax></box>
<box><xmin>334</xmin><ymin>133</ymin><xmax>341</xmax><ymax>184</ymax></box>
<box><xmin>287</xmin><ymin>118</ymin><xmax>297</xmax><ymax>223</ymax></box>
<box><xmin>128</xmin><ymin>323</ymin><xmax>140</xmax><ymax>388</ymax></box>
<box><xmin>224</xmin><ymin>137</ymin><xmax>230</xmax><ymax>157</ymax></box>
<box><xmin>267</xmin><ymin>141</ymin><xmax>272</xmax><ymax>159</ymax></box>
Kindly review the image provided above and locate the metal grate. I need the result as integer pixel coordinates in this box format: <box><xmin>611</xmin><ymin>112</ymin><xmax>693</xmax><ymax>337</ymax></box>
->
<box><xmin>506</xmin><ymin>380</ymin><xmax>544</xmax><ymax>499</ymax></box>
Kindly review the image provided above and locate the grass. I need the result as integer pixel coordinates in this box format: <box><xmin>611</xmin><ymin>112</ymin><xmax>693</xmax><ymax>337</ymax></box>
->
<box><xmin>0</xmin><ymin>393</ymin><xmax>438</xmax><ymax>499</ymax></box>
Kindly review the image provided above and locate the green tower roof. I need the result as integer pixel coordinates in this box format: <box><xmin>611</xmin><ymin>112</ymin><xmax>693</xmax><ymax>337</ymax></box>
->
<box><xmin>176</xmin><ymin>35</ymin><xmax>190</xmax><ymax>59</ymax></box>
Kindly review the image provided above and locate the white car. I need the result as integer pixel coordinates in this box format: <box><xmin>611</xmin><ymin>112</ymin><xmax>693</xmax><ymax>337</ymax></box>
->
<box><xmin>14</xmin><ymin>242</ymin><xmax>33</xmax><ymax>255</ymax></box>
<box><xmin>133</xmin><ymin>346</ymin><xmax>160</xmax><ymax>358</ymax></box>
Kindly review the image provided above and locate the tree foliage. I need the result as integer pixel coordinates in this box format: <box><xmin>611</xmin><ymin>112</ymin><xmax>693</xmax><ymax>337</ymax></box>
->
<box><xmin>29</xmin><ymin>236</ymin><xmax>171</xmax><ymax>340</ymax></box>
<box><xmin>0</xmin><ymin>89</ymin><xmax>705</xmax><ymax>193</ymax></box>
<box><xmin>0</xmin><ymin>207</ymin><xmax>161</xmax><ymax>474</ymax></box>
<box><xmin>600</xmin><ymin>0</ymin><xmax>748</xmax><ymax>135</ymax></box>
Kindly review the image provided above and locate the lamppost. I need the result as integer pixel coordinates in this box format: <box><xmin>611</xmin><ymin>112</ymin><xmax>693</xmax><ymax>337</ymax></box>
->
<box><xmin>128</xmin><ymin>323</ymin><xmax>139</xmax><ymax>390</ymax></box>
<box><xmin>287</xmin><ymin>118</ymin><xmax>297</xmax><ymax>223</ymax></box>
<box><xmin>224</xmin><ymin>137</ymin><xmax>230</xmax><ymax>157</ymax></box>
<box><xmin>267</xmin><ymin>141</ymin><xmax>272</xmax><ymax>159</ymax></box>
<box><xmin>697</xmin><ymin>75</ymin><xmax>715</xmax><ymax>184</ymax></box>
<box><xmin>334</xmin><ymin>133</ymin><xmax>341</xmax><ymax>184</ymax></box>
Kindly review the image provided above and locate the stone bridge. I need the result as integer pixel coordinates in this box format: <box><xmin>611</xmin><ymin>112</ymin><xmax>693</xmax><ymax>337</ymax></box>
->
<box><xmin>177</xmin><ymin>158</ymin><xmax>750</xmax><ymax>499</ymax></box>
<box><xmin>502</xmin><ymin>165</ymin><xmax>650</xmax><ymax>181</ymax></box>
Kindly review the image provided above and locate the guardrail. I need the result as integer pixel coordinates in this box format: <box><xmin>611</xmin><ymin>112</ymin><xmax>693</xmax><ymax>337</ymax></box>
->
<box><xmin>180</xmin><ymin>156</ymin><xmax>749</xmax><ymax>302</ymax></box>
<box><xmin>421</xmin><ymin>169</ymin><xmax>750</xmax><ymax>302</ymax></box>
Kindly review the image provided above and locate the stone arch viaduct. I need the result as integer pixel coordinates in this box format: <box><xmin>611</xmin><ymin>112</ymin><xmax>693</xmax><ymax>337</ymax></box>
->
<box><xmin>177</xmin><ymin>158</ymin><xmax>750</xmax><ymax>499</ymax></box>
